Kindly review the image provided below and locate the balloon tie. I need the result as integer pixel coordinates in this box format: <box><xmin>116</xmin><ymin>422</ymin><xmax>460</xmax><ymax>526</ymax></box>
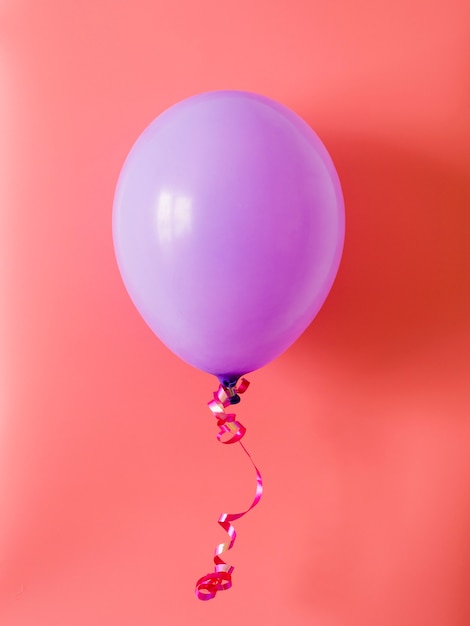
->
<box><xmin>195</xmin><ymin>378</ymin><xmax>263</xmax><ymax>600</ymax></box>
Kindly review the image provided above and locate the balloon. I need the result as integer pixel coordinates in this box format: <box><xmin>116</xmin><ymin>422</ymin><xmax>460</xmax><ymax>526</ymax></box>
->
<box><xmin>113</xmin><ymin>91</ymin><xmax>345</xmax><ymax>383</ymax></box>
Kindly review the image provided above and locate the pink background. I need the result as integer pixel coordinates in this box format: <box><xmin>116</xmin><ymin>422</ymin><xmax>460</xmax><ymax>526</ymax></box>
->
<box><xmin>1</xmin><ymin>1</ymin><xmax>469</xmax><ymax>624</ymax></box>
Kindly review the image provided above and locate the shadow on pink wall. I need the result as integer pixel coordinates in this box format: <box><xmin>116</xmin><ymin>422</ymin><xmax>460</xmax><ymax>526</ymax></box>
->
<box><xmin>309</xmin><ymin>134</ymin><xmax>470</xmax><ymax>367</ymax></box>
<box><xmin>286</xmin><ymin>136</ymin><xmax>470</xmax><ymax>626</ymax></box>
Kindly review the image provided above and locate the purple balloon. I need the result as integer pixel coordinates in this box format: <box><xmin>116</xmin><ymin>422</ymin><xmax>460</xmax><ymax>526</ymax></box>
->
<box><xmin>113</xmin><ymin>91</ymin><xmax>345</xmax><ymax>383</ymax></box>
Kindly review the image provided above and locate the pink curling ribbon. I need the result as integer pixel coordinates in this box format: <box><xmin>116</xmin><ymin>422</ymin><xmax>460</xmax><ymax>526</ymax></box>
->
<box><xmin>195</xmin><ymin>378</ymin><xmax>263</xmax><ymax>601</ymax></box>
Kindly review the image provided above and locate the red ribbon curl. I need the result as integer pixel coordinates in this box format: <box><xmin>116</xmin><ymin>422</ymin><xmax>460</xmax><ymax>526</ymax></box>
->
<box><xmin>195</xmin><ymin>378</ymin><xmax>263</xmax><ymax>601</ymax></box>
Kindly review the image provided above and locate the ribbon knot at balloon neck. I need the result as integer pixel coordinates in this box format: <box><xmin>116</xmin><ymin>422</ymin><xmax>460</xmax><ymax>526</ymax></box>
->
<box><xmin>208</xmin><ymin>378</ymin><xmax>250</xmax><ymax>444</ymax></box>
<box><xmin>195</xmin><ymin>378</ymin><xmax>263</xmax><ymax>601</ymax></box>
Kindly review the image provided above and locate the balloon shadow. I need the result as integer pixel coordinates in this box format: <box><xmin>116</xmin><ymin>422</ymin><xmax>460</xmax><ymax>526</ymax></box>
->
<box><xmin>291</xmin><ymin>132</ymin><xmax>470</xmax><ymax>372</ymax></box>
<box><xmin>282</xmin><ymin>132</ymin><xmax>470</xmax><ymax>624</ymax></box>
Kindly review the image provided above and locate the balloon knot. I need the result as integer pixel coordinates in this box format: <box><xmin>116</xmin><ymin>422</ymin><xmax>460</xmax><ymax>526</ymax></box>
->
<box><xmin>223</xmin><ymin>383</ymin><xmax>241</xmax><ymax>405</ymax></box>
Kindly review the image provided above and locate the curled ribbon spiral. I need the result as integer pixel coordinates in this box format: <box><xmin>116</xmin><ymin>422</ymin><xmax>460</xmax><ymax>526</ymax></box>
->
<box><xmin>195</xmin><ymin>378</ymin><xmax>263</xmax><ymax>601</ymax></box>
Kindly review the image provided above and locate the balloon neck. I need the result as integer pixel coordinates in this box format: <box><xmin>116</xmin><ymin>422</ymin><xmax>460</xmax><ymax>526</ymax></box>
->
<box><xmin>217</xmin><ymin>376</ymin><xmax>241</xmax><ymax>405</ymax></box>
<box><xmin>217</xmin><ymin>375</ymin><xmax>239</xmax><ymax>387</ymax></box>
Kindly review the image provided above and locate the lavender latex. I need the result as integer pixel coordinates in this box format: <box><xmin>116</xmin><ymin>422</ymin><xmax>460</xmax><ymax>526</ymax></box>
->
<box><xmin>113</xmin><ymin>91</ymin><xmax>345</xmax><ymax>383</ymax></box>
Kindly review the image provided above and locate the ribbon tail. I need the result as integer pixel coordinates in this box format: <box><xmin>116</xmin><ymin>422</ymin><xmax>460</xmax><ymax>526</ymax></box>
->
<box><xmin>195</xmin><ymin>379</ymin><xmax>263</xmax><ymax>601</ymax></box>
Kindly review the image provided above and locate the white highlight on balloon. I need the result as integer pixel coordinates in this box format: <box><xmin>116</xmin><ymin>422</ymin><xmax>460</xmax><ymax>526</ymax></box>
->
<box><xmin>155</xmin><ymin>191</ymin><xmax>192</xmax><ymax>243</ymax></box>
